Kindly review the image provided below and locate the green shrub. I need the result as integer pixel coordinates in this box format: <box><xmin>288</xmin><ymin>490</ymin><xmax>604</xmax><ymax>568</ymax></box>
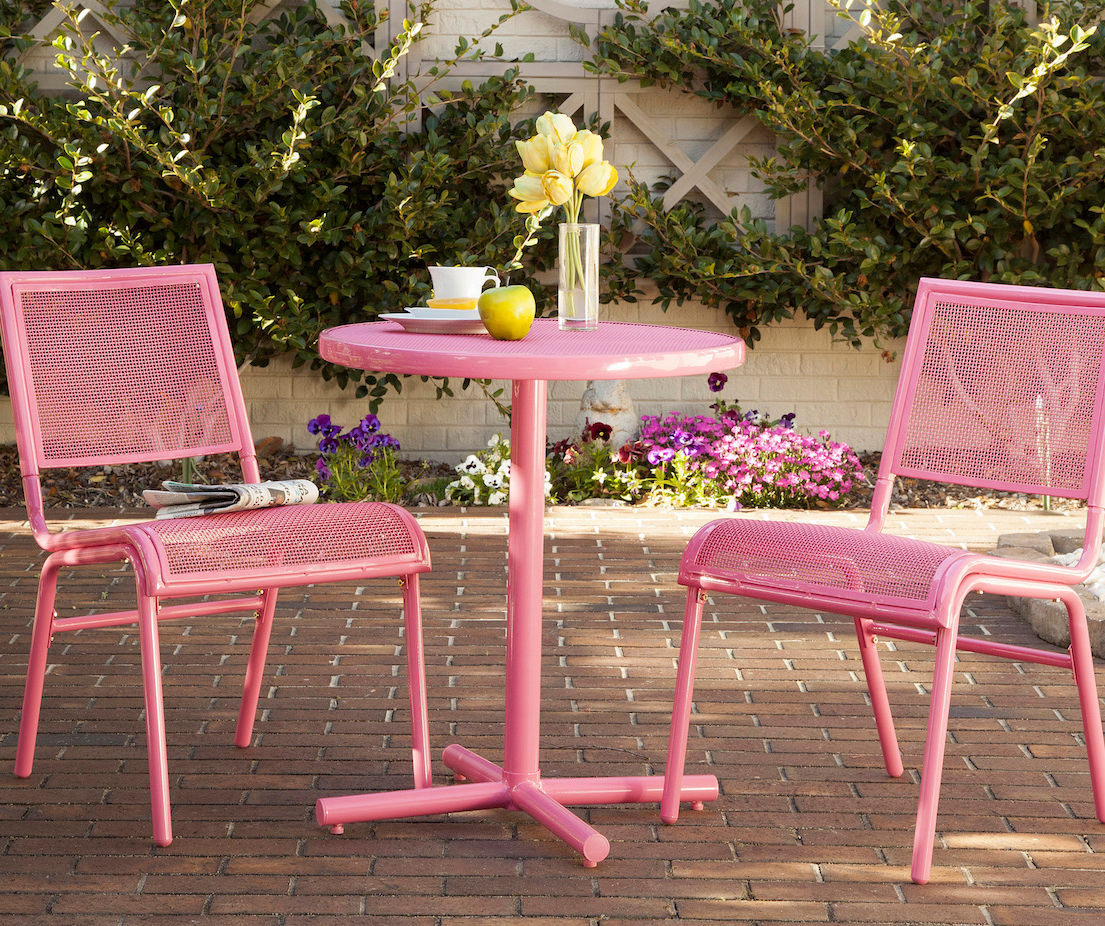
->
<box><xmin>581</xmin><ymin>0</ymin><xmax>1104</xmax><ymax>348</ymax></box>
<box><xmin>0</xmin><ymin>0</ymin><xmax>553</xmax><ymax>400</ymax></box>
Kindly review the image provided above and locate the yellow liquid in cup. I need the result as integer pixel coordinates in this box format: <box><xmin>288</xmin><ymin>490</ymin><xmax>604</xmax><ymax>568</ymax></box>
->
<box><xmin>427</xmin><ymin>296</ymin><xmax>479</xmax><ymax>311</ymax></box>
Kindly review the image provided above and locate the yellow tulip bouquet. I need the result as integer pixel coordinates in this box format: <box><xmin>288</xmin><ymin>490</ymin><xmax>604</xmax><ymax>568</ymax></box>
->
<box><xmin>508</xmin><ymin>111</ymin><xmax>618</xmax><ymax>328</ymax></box>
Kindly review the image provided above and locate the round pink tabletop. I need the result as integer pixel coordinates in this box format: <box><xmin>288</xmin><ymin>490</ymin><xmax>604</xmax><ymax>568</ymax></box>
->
<box><xmin>320</xmin><ymin>318</ymin><xmax>745</xmax><ymax>381</ymax></box>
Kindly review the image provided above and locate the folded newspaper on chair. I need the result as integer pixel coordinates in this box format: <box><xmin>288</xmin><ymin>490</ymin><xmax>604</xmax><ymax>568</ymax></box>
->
<box><xmin>142</xmin><ymin>479</ymin><xmax>320</xmax><ymax>520</ymax></box>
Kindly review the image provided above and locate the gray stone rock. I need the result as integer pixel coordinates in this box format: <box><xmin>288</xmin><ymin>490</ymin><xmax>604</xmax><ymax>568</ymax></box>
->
<box><xmin>994</xmin><ymin>529</ymin><xmax>1105</xmax><ymax>658</ymax></box>
<box><xmin>1050</xmin><ymin>530</ymin><xmax>1089</xmax><ymax>555</ymax></box>
<box><xmin>1010</xmin><ymin>596</ymin><xmax>1070</xmax><ymax>649</ymax></box>
<box><xmin>995</xmin><ymin>532</ymin><xmax>1056</xmax><ymax>555</ymax></box>
<box><xmin>990</xmin><ymin>545</ymin><xmax>1052</xmax><ymax>562</ymax></box>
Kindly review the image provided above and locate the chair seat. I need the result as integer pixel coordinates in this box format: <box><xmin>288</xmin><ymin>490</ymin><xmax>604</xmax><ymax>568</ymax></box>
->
<box><xmin>680</xmin><ymin>517</ymin><xmax>972</xmax><ymax>612</ymax></box>
<box><xmin>123</xmin><ymin>501</ymin><xmax>430</xmax><ymax>595</ymax></box>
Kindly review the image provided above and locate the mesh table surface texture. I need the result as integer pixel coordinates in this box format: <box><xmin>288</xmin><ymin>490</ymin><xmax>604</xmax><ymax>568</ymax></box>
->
<box><xmin>320</xmin><ymin>319</ymin><xmax>745</xmax><ymax>381</ymax></box>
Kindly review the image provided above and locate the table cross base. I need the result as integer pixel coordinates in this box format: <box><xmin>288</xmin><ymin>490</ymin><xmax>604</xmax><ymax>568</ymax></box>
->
<box><xmin>315</xmin><ymin>745</ymin><xmax>719</xmax><ymax>866</ymax></box>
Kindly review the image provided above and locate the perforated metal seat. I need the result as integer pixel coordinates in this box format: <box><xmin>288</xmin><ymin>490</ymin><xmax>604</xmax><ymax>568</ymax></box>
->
<box><xmin>125</xmin><ymin>501</ymin><xmax>425</xmax><ymax>593</ymax></box>
<box><xmin>662</xmin><ymin>278</ymin><xmax>1105</xmax><ymax>884</ymax></box>
<box><xmin>0</xmin><ymin>265</ymin><xmax>434</xmax><ymax>847</ymax></box>
<box><xmin>682</xmin><ymin>518</ymin><xmax>970</xmax><ymax>612</ymax></box>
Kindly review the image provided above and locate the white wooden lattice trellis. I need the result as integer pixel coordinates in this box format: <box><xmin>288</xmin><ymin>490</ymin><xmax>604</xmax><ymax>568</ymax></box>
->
<box><xmin>11</xmin><ymin>0</ymin><xmax>829</xmax><ymax>231</ymax></box>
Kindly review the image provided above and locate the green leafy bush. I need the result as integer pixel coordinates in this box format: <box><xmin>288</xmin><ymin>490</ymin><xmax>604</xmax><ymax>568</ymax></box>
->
<box><xmin>582</xmin><ymin>0</ymin><xmax>1105</xmax><ymax>347</ymax></box>
<box><xmin>0</xmin><ymin>0</ymin><xmax>553</xmax><ymax>399</ymax></box>
<box><xmin>547</xmin><ymin>422</ymin><xmax>644</xmax><ymax>504</ymax></box>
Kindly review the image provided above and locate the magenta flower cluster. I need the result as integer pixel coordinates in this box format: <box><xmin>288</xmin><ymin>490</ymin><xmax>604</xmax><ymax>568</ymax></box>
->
<box><xmin>638</xmin><ymin>408</ymin><xmax>863</xmax><ymax>508</ymax></box>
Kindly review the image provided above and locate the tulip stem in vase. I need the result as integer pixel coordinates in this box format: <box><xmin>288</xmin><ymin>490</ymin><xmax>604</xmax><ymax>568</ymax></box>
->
<box><xmin>558</xmin><ymin>220</ymin><xmax>598</xmax><ymax>331</ymax></box>
<box><xmin>507</xmin><ymin>111</ymin><xmax>618</xmax><ymax>331</ymax></box>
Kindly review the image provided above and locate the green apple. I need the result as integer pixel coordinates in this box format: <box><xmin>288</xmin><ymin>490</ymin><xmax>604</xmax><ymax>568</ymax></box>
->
<box><xmin>478</xmin><ymin>284</ymin><xmax>536</xmax><ymax>340</ymax></box>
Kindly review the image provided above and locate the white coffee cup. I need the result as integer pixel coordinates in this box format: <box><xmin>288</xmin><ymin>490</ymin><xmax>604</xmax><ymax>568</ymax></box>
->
<box><xmin>427</xmin><ymin>265</ymin><xmax>500</xmax><ymax>309</ymax></box>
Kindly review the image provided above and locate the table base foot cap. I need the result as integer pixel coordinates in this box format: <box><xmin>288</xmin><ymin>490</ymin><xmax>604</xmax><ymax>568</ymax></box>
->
<box><xmin>511</xmin><ymin>780</ymin><xmax>610</xmax><ymax>864</ymax></box>
<box><xmin>581</xmin><ymin>831</ymin><xmax>611</xmax><ymax>866</ymax></box>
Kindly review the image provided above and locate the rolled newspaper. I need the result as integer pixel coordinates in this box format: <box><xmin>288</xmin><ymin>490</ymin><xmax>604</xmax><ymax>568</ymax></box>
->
<box><xmin>142</xmin><ymin>479</ymin><xmax>319</xmax><ymax>520</ymax></box>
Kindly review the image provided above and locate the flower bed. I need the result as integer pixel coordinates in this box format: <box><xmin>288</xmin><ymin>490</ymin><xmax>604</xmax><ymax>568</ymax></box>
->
<box><xmin>311</xmin><ymin>375</ymin><xmax>865</xmax><ymax>510</ymax></box>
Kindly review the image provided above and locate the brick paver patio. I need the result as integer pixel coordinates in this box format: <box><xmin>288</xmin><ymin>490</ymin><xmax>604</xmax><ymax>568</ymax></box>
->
<box><xmin>2</xmin><ymin>504</ymin><xmax>1105</xmax><ymax>924</ymax></box>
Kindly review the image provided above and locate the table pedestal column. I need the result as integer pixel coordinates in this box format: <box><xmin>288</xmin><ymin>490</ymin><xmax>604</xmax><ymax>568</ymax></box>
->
<box><xmin>502</xmin><ymin>378</ymin><xmax>546</xmax><ymax>786</ymax></box>
<box><xmin>315</xmin><ymin>379</ymin><xmax>718</xmax><ymax>865</ymax></box>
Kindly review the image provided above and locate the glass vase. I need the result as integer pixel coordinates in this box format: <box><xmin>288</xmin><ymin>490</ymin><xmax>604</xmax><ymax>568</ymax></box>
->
<box><xmin>557</xmin><ymin>222</ymin><xmax>599</xmax><ymax>331</ymax></box>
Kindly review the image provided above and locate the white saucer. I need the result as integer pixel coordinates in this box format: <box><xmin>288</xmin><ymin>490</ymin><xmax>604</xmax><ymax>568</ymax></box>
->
<box><xmin>380</xmin><ymin>313</ymin><xmax>488</xmax><ymax>335</ymax></box>
<box><xmin>404</xmin><ymin>306</ymin><xmax>481</xmax><ymax>320</ymax></box>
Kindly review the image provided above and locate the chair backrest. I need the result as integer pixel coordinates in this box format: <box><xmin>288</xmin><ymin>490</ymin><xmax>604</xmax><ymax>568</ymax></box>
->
<box><xmin>0</xmin><ymin>265</ymin><xmax>257</xmax><ymax>532</ymax></box>
<box><xmin>879</xmin><ymin>278</ymin><xmax>1105</xmax><ymax>509</ymax></box>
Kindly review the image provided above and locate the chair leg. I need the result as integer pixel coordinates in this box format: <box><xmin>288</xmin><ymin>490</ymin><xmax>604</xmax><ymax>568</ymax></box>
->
<box><xmin>401</xmin><ymin>574</ymin><xmax>432</xmax><ymax>789</ymax></box>
<box><xmin>661</xmin><ymin>588</ymin><xmax>707</xmax><ymax>825</ymax></box>
<box><xmin>234</xmin><ymin>589</ymin><xmax>278</xmax><ymax>748</ymax></box>
<box><xmin>137</xmin><ymin>594</ymin><xmax>173</xmax><ymax>847</ymax></box>
<box><xmin>911</xmin><ymin>622</ymin><xmax>959</xmax><ymax>885</ymax></box>
<box><xmin>14</xmin><ymin>557</ymin><xmax>62</xmax><ymax>778</ymax></box>
<box><xmin>853</xmin><ymin>617</ymin><xmax>904</xmax><ymax>778</ymax></box>
<box><xmin>1063</xmin><ymin>591</ymin><xmax>1105</xmax><ymax>823</ymax></box>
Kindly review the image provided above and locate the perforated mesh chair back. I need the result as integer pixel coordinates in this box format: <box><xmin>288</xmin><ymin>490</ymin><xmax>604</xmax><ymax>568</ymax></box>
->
<box><xmin>0</xmin><ymin>265</ymin><xmax>249</xmax><ymax>471</ymax></box>
<box><xmin>885</xmin><ymin>279</ymin><xmax>1105</xmax><ymax>501</ymax></box>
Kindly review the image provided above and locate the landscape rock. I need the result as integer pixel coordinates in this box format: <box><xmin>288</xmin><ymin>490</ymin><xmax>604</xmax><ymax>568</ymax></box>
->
<box><xmin>993</xmin><ymin>529</ymin><xmax>1105</xmax><ymax>658</ymax></box>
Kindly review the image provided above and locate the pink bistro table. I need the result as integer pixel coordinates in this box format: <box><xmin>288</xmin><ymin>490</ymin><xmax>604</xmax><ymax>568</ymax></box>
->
<box><xmin>315</xmin><ymin>317</ymin><xmax>745</xmax><ymax>865</ymax></box>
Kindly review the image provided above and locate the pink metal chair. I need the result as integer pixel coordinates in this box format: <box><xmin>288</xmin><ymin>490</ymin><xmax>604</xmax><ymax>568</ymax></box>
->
<box><xmin>0</xmin><ymin>264</ymin><xmax>433</xmax><ymax>846</ymax></box>
<box><xmin>661</xmin><ymin>277</ymin><xmax>1105</xmax><ymax>883</ymax></box>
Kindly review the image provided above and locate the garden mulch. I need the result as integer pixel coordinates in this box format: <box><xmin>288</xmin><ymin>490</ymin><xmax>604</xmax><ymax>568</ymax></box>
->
<box><xmin>2</xmin><ymin>500</ymin><xmax>1104</xmax><ymax>923</ymax></box>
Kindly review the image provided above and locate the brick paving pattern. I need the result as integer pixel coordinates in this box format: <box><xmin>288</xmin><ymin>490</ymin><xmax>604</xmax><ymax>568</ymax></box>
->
<box><xmin>2</xmin><ymin>504</ymin><xmax>1104</xmax><ymax>924</ymax></box>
